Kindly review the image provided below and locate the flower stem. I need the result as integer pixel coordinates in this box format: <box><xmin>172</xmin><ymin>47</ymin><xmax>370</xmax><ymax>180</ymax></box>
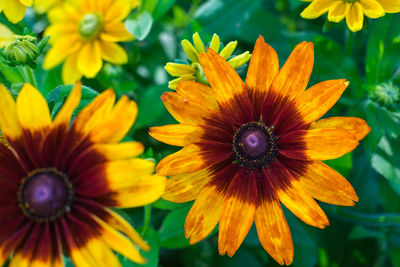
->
<box><xmin>23</xmin><ymin>66</ymin><xmax>38</xmax><ymax>88</ymax></box>
<box><xmin>0</xmin><ymin>61</ymin><xmax>24</xmax><ymax>83</ymax></box>
<box><xmin>141</xmin><ymin>205</ymin><xmax>152</xmax><ymax>236</ymax></box>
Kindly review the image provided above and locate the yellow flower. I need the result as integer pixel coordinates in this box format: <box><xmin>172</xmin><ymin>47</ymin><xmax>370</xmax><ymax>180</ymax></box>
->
<box><xmin>34</xmin><ymin>0</ymin><xmax>62</xmax><ymax>14</ymax></box>
<box><xmin>0</xmin><ymin>0</ymin><xmax>32</xmax><ymax>23</ymax></box>
<box><xmin>43</xmin><ymin>0</ymin><xmax>136</xmax><ymax>84</ymax></box>
<box><xmin>165</xmin><ymin>32</ymin><xmax>251</xmax><ymax>89</ymax></box>
<box><xmin>150</xmin><ymin>36</ymin><xmax>370</xmax><ymax>264</ymax></box>
<box><xmin>301</xmin><ymin>0</ymin><xmax>400</xmax><ymax>32</ymax></box>
<box><xmin>0</xmin><ymin>82</ymin><xmax>166</xmax><ymax>266</ymax></box>
<box><xmin>0</xmin><ymin>23</ymin><xmax>14</xmax><ymax>48</ymax></box>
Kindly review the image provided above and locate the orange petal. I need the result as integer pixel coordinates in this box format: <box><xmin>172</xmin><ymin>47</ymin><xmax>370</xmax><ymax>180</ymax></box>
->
<box><xmin>299</xmin><ymin>161</ymin><xmax>358</xmax><ymax>206</ymax></box>
<box><xmin>176</xmin><ymin>81</ymin><xmax>219</xmax><ymax>111</ymax></box>
<box><xmin>309</xmin><ymin>116</ymin><xmax>370</xmax><ymax>141</ymax></box>
<box><xmin>163</xmin><ymin>167</ymin><xmax>211</xmax><ymax>203</ymax></box>
<box><xmin>156</xmin><ymin>144</ymin><xmax>208</xmax><ymax>176</ymax></box>
<box><xmin>149</xmin><ymin>124</ymin><xmax>205</xmax><ymax>146</ymax></box>
<box><xmin>218</xmin><ymin>170</ymin><xmax>257</xmax><ymax>257</ymax></box>
<box><xmin>185</xmin><ymin>185</ymin><xmax>225</xmax><ymax>244</ymax></box>
<box><xmin>199</xmin><ymin>48</ymin><xmax>244</xmax><ymax>115</ymax></box>
<box><xmin>255</xmin><ymin>198</ymin><xmax>293</xmax><ymax>265</ymax></box>
<box><xmin>246</xmin><ymin>35</ymin><xmax>279</xmax><ymax>95</ymax></box>
<box><xmin>279</xmin><ymin>129</ymin><xmax>359</xmax><ymax>160</ymax></box>
<box><xmin>161</xmin><ymin>92</ymin><xmax>214</xmax><ymax>124</ymax></box>
<box><xmin>270</xmin><ymin>41</ymin><xmax>314</xmax><ymax>100</ymax></box>
<box><xmin>275</xmin><ymin>173</ymin><xmax>329</xmax><ymax>228</ymax></box>
<box><xmin>295</xmin><ymin>79</ymin><xmax>349</xmax><ymax>124</ymax></box>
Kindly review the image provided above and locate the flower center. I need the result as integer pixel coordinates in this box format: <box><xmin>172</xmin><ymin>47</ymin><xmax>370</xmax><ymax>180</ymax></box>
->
<box><xmin>78</xmin><ymin>12</ymin><xmax>103</xmax><ymax>40</ymax></box>
<box><xmin>18</xmin><ymin>168</ymin><xmax>74</xmax><ymax>222</ymax></box>
<box><xmin>233</xmin><ymin>122</ymin><xmax>276</xmax><ymax>169</ymax></box>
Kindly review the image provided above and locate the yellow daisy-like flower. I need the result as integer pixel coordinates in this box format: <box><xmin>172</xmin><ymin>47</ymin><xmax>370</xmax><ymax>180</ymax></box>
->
<box><xmin>0</xmin><ymin>23</ymin><xmax>14</xmax><ymax>48</ymax></box>
<box><xmin>150</xmin><ymin>36</ymin><xmax>370</xmax><ymax>264</ymax></box>
<box><xmin>165</xmin><ymin>32</ymin><xmax>252</xmax><ymax>89</ymax></box>
<box><xmin>301</xmin><ymin>0</ymin><xmax>400</xmax><ymax>32</ymax></box>
<box><xmin>0</xmin><ymin>82</ymin><xmax>166</xmax><ymax>266</ymax></box>
<box><xmin>43</xmin><ymin>0</ymin><xmax>137</xmax><ymax>84</ymax></box>
<box><xmin>0</xmin><ymin>0</ymin><xmax>32</xmax><ymax>23</ymax></box>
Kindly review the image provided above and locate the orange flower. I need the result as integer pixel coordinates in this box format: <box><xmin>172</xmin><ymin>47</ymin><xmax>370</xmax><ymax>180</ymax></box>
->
<box><xmin>150</xmin><ymin>36</ymin><xmax>370</xmax><ymax>265</ymax></box>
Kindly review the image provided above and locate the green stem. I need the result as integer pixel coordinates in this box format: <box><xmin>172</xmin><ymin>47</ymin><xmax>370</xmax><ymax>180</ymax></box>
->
<box><xmin>141</xmin><ymin>205</ymin><xmax>152</xmax><ymax>236</ymax></box>
<box><xmin>334</xmin><ymin>208</ymin><xmax>400</xmax><ymax>226</ymax></box>
<box><xmin>23</xmin><ymin>66</ymin><xmax>38</xmax><ymax>88</ymax></box>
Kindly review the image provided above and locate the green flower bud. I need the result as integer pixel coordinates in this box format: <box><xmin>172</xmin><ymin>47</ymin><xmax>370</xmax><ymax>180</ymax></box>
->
<box><xmin>1</xmin><ymin>35</ymin><xmax>42</xmax><ymax>66</ymax></box>
<box><xmin>371</xmin><ymin>82</ymin><xmax>400</xmax><ymax>106</ymax></box>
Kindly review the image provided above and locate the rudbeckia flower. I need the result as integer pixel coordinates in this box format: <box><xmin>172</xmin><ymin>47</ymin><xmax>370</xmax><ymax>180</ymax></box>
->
<box><xmin>150</xmin><ymin>36</ymin><xmax>370</xmax><ymax>264</ymax></box>
<box><xmin>0</xmin><ymin>82</ymin><xmax>166</xmax><ymax>266</ymax></box>
<box><xmin>165</xmin><ymin>32</ymin><xmax>251</xmax><ymax>89</ymax></box>
<box><xmin>43</xmin><ymin>0</ymin><xmax>137</xmax><ymax>83</ymax></box>
<box><xmin>301</xmin><ymin>0</ymin><xmax>400</xmax><ymax>32</ymax></box>
<box><xmin>0</xmin><ymin>0</ymin><xmax>32</xmax><ymax>23</ymax></box>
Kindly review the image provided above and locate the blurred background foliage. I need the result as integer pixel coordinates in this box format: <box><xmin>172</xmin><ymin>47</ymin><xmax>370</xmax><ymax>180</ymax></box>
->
<box><xmin>1</xmin><ymin>0</ymin><xmax>400</xmax><ymax>266</ymax></box>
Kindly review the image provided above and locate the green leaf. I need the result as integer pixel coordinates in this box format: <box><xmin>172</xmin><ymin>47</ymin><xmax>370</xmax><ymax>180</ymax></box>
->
<box><xmin>46</xmin><ymin>84</ymin><xmax>98</xmax><ymax>118</ymax></box>
<box><xmin>348</xmin><ymin>225</ymin><xmax>386</xmax><ymax>240</ymax></box>
<box><xmin>158</xmin><ymin>205</ymin><xmax>192</xmax><ymax>249</ymax></box>
<box><xmin>125</xmin><ymin>12</ymin><xmax>153</xmax><ymax>41</ymax></box>
<box><xmin>336</xmin><ymin>208</ymin><xmax>400</xmax><ymax>226</ymax></box>
<box><xmin>152</xmin><ymin>0</ymin><xmax>175</xmax><ymax>21</ymax></box>
<box><xmin>152</xmin><ymin>199</ymin><xmax>190</xmax><ymax>210</ymax></box>
<box><xmin>371</xmin><ymin>135</ymin><xmax>400</xmax><ymax>195</ymax></box>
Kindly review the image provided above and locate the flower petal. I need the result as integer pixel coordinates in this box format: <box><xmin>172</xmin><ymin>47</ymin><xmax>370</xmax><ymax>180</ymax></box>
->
<box><xmin>0</xmin><ymin>84</ymin><xmax>21</xmax><ymax>139</ymax></box>
<box><xmin>16</xmin><ymin>83</ymin><xmax>52</xmax><ymax>131</ymax></box>
<box><xmin>360</xmin><ymin>0</ymin><xmax>385</xmax><ymax>18</ymax></box>
<box><xmin>176</xmin><ymin>81</ymin><xmax>219</xmax><ymax>111</ymax></box>
<box><xmin>104</xmin><ymin>0</ymin><xmax>131</xmax><ymax>23</ymax></box>
<box><xmin>77</xmin><ymin>41</ymin><xmax>103</xmax><ymax>78</ymax></box>
<box><xmin>163</xmin><ymin>167</ymin><xmax>211</xmax><ymax>203</ymax></box>
<box><xmin>100</xmin><ymin>22</ymin><xmax>134</xmax><ymax>42</ymax></box>
<box><xmin>300</xmin><ymin>0</ymin><xmax>339</xmax><ymax>19</ymax></box>
<box><xmin>279</xmin><ymin>129</ymin><xmax>359</xmax><ymax>161</ymax></box>
<box><xmin>185</xmin><ymin>185</ymin><xmax>225</xmax><ymax>244</ymax></box>
<box><xmin>43</xmin><ymin>35</ymin><xmax>82</xmax><ymax>69</ymax></box>
<box><xmin>2</xmin><ymin>0</ymin><xmax>27</xmax><ymax>23</ymax></box>
<box><xmin>53</xmin><ymin>81</ymin><xmax>82</xmax><ymax>126</ymax></box>
<box><xmin>200</xmin><ymin>48</ymin><xmax>245</xmax><ymax>115</ymax></box>
<box><xmin>165</xmin><ymin>63</ymin><xmax>196</xmax><ymax>77</ymax></box>
<box><xmin>378</xmin><ymin>0</ymin><xmax>400</xmax><ymax>12</ymax></box>
<box><xmin>270</xmin><ymin>41</ymin><xmax>314</xmax><ymax>100</ymax></box>
<box><xmin>149</xmin><ymin>124</ymin><xmax>206</xmax><ymax>146</ymax></box>
<box><xmin>99</xmin><ymin>41</ymin><xmax>128</xmax><ymax>65</ymax></box>
<box><xmin>327</xmin><ymin>1</ymin><xmax>348</xmax><ymax>22</ymax></box>
<box><xmin>309</xmin><ymin>116</ymin><xmax>370</xmax><ymax>141</ymax></box>
<box><xmin>218</xmin><ymin>169</ymin><xmax>257</xmax><ymax>257</ymax></box>
<box><xmin>93</xmin><ymin>142</ymin><xmax>144</xmax><ymax>160</ymax></box>
<box><xmin>295</xmin><ymin>79</ymin><xmax>349</xmax><ymax>124</ymax></box>
<box><xmin>299</xmin><ymin>161</ymin><xmax>358</xmax><ymax>206</ymax></box>
<box><xmin>255</xmin><ymin>197</ymin><xmax>293</xmax><ymax>265</ymax></box>
<box><xmin>62</xmin><ymin>53</ymin><xmax>83</xmax><ymax>84</ymax></box>
<box><xmin>346</xmin><ymin>2</ymin><xmax>364</xmax><ymax>32</ymax></box>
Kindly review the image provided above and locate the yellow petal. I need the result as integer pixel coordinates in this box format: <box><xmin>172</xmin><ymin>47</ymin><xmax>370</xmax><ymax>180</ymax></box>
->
<box><xmin>181</xmin><ymin>39</ymin><xmax>199</xmax><ymax>62</ymax></box>
<box><xmin>360</xmin><ymin>0</ymin><xmax>385</xmax><ymax>18</ymax></box>
<box><xmin>255</xmin><ymin>198</ymin><xmax>293</xmax><ymax>265</ymax></box>
<box><xmin>192</xmin><ymin>32</ymin><xmax>206</xmax><ymax>53</ymax></box>
<box><xmin>16</xmin><ymin>83</ymin><xmax>52</xmax><ymax>131</ymax></box>
<box><xmin>2</xmin><ymin>0</ymin><xmax>27</xmax><ymax>23</ymax></box>
<box><xmin>105</xmin><ymin>208</ymin><xmax>150</xmax><ymax>251</ymax></box>
<box><xmin>270</xmin><ymin>41</ymin><xmax>314</xmax><ymax>100</ymax></box>
<box><xmin>53</xmin><ymin>81</ymin><xmax>82</xmax><ymax>126</ymax></box>
<box><xmin>112</xmin><ymin>175</ymin><xmax>166</xmax><ymax>208</ymax></box>
<box><xmin>277</xmin><ymin>178</ymin><xmax>329</xmax><ymax>228</ymax></box>
<box><xmin>104</xmin><ymin>0</ymin><xmax>131</xmax><ymax>23</ymax></box>
<box><xmin>100</xmin><ymin>22</ymin><xmax>134</xmax><ymax>42</ymax></box>
<box><xmin>0</xmin><ymin>84</ymin><xmax>21</xmax><ymax>138</ymax></box>
<box><xmin>209</xmin><ymin>33</ymin><xmax>220</xmax><ymax>52</ymax></box>
<box><xmin>43</xmin><ymin>35</ymin><xmax>82</xmax><ymax>69</ymax></box>
<box><xmin>62</xmin><ymin>53</ymin><xmax>83</xmax><ymax>84</ymax></box>
<box><xmin>8</xmin><ymin>251</ymin><xmax>30</xmax><ymax>267</ymax></box>
<box><xmin>227</xmin><ymin>51</ymin><xmax>251</xmax><ymax>69</ymax></box>
<box><xmin>377</xmin><ymin>0</ymin><xmax>400</xmax><ymax>13</ymax></box>
<box><xmin>219</xmin><ymin>41</ymin><xmax>237</xmax><ymax>59</ymax></box>
<box><xmin>92</xmin><ymin>215</ymin><xmax>147</xmax><ymax>264</ymax></box>
<box><xmin>300</xmin><ymin>0</ymin><xmax>339</xmax><ymax>19</ymax></box>
<box><xmin>176</xmin><ymin>81</ymin><xmax>219</xmax><ymax>111</ymax></box>
<box><xmin>163</xmin><ymin>167</ymin><xmax>211</xmax><ymax>203</ymax></box>
<box><xmin>168</xmin><ymin>75</ymin><xmax>195</xmax><ymax>90</ymax></box>
<box><xmin>185</xmin><ymin>185</ymin><xmax>224</xmax><ymax>244</ymax></box>
<box><xmin>346</xmin><ymin>2</ymin><xmax>364</xmax><ymax>32</ymax></box>
<box><xmin>164</xmin><ymin>63</ymin><xmax>196</xmax><ymax>77</ymax></box>
<box><xmin>99</xmin><ymin>41</ymin><xmax>128</xmax><ymax>65</ymax></box>
<box><xmin>0</xmin><ymin>23</ymin><xmax>14</xmax><ymax>49</ymax></box>
<box><xmin>149</xmin><ymin>124</ymin><xmax>205</xmax><ymax>146</ymax></box>
<box><xmin>299</xmin><ymin>161</ymin><xmax>358</xmax><ymax>206</ymax></box>
<box><xmin>327</xmin><ymin>1</ymin><xmax>348</xmax><ymax>22</ymax></box>
<box><xmin>77</xmin><ymin>41</ymin><xmax>103</xmax><ymax>78</ymax></box>
<box><xmin>295</xmin><ymin>79</ymin><xmax>349</xmax><ymax>124</ymax></box>
<box><xmin>93</xmin><ymin>141</ymin><xmax>144</xmax><ymax>160</ymax></box>
<box><xmin>309</xmin><ymin>116</ymin><xmax>370</xmax><ymax>141</ymax></box>
<box><xmin>156</xmin><ymin>144</ymin><xmax>208</xmax><ymax>176</ymax></box>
